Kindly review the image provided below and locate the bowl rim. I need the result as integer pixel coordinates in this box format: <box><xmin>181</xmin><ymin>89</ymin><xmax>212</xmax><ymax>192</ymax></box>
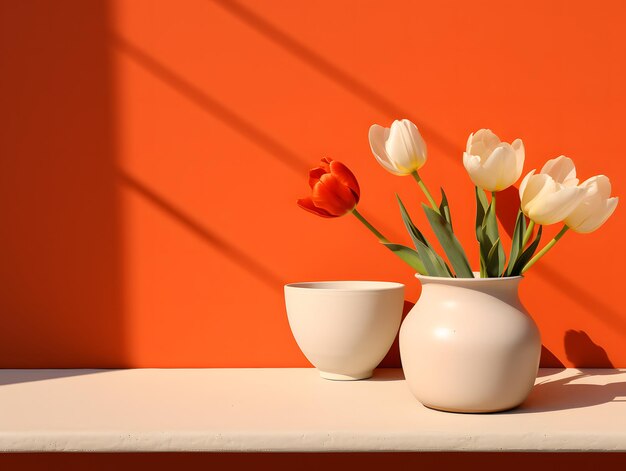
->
<box><xmin>284</xmin><ymin>280</ymin><xmax>405</xmax><ymax>292</ymax></box>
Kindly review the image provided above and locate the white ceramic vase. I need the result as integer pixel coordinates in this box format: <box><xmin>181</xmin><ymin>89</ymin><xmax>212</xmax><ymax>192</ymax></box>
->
<box><xmin>285</xmin><ymin>281</ymin><xmax>404</xmax><ymax>380</ymax></box>
<box><xmin>400</xmin><ymin>274</ymin><xmax>541</xmax><ymax>412</ymax></box>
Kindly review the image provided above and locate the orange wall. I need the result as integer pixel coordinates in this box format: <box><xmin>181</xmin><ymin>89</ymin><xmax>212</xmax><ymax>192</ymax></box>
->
<box><xmin>0</xmin><ymin>0</ymin><xmax>625</xmax><ymax>368</ymax></box>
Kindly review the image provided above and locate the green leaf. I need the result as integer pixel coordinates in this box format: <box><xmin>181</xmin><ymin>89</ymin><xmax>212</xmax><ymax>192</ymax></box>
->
<box><xmin>478</xmin><ymin>250</ymin><xmax>487</xmax><ymax>278</ymax></box>
<box><xmin>382</xmin><ymin>243</ymin><xmax>427</xmax><ymax>275</ymax></box>
<box><xmin>476</xmin><ymin>193</ymin><xmax>505</xmax><ymax>277</ymax></box>
<box><xmin>415</xmin><ymin>242</ymin><xmax>452</xmax><ymax>277</ymax></box>
<box><xmin>396</xmin><ymin>195</ymin><xmax>451</xmax><ymax>277</ymax></box>
<box><xmin>505</xmin><ymin>209</ymin><xmax>526</xmax><ymax>276</ymax></box>
<box><xmin>486</xmin><ymin>237</ymin><xmax>504</xmax><ymax>277</ymax></box>
<box><xmin>482</xmin><ymin>197</ymin><xmax>499</xmax><ymax>245</ymax></box>
<box><xmin>497</xmin><ymin>242</ymin><xmax>505</xmax><ymax>275</ymax></box>
<box><xmin>475</xmin><ymin>187</ymin><xmax>492</xmax><ymax>277</ymax></box>
<box><xmin>508</xmin><ymin>225</ymin><xmax>543</xmax><ymax>276</ymax></box>
<box><xmin>475</xmin><ymin>187</ymin><xmax>488</xmax><ymax>240</ymax></box>
<box><xmin>439</xmin><ymin>188</ymin><xmax>453</xmax><ymax>231</ymax></box>
<box><xmin>396</xmin><ymin>195</ymin><xmax>428</xmax><ymax>247</ymax></box>
<box><xmin>422</xmin><ymin>204</ymin><xmax>474</xmax><ymax>278</ymax></box>
<box><xmin>477</xmin><ymin>228</ymin><xmax>491</xmax><ymax>278</ymax></box>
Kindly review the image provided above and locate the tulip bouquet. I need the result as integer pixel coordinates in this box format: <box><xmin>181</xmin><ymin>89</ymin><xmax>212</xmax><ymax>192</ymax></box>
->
<box><xmin>297</xmin><ymin>120</ymin><xmax>618</xmax><ymax>278</ymax></box>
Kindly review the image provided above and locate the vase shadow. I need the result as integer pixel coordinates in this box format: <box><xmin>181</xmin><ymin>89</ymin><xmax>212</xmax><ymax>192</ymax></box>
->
<box><xmin>506</xmin><ymin>369</ymin><xmax>626</xmax><ymax>414</ymax></box>
<box><xmin>564</xmin><ymin>329</ymin><xmax>614</xmax><ymax>368</ymax></box>
<box><xmin>538</xmin><ymin>345</ymin><xmax>566</xmax><ymax>376</ymax></box>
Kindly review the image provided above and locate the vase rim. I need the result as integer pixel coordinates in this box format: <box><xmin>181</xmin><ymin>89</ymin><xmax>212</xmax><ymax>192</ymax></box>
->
<box><xmin>415</xmin><ymin>271</ymin><xmax>523</xmax><ymax>282</ymax></box>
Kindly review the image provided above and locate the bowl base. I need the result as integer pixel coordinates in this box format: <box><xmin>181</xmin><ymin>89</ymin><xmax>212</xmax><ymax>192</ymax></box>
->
<box><xmin>319</xmin><ymin>370</ymin><xmax>372</xmax><ymax>381</ymax></box>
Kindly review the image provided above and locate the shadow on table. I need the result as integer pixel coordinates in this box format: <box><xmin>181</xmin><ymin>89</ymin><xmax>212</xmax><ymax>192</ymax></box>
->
<box><xmin>0</xmin><ymin>369</ymin><xmax>113</xmax><ymax>387</ymax></box>
<box><xmin>370</xmin><ymin>369</ymin><xmax>405</xmax><ymax>382</ymax></box>
<box><xmin>536</xmin><ymin>346</ymin><xmax>565</xmax><ymax>377</ymax></box>
<box><xmin>508</xmin><ymin>369</ymin><xmax>626</xmax><ymax>414</ymax></box>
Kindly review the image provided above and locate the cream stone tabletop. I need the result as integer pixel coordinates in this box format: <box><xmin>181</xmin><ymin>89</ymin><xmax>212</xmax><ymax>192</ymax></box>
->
<box><xmin>0</xmin><ymin>368</ymin><xmax>624</xmax><ymax>452</ymax></box>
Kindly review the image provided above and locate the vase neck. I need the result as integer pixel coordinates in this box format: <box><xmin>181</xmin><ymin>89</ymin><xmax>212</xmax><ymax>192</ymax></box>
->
<box><xmin>417</xmin><ymin>276</ymin><xmax>522</xmax><ymax>305</ymax></box>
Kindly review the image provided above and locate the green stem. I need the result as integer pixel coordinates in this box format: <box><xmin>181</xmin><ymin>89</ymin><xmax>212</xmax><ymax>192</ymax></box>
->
<box><xmin>352</xmin><ymin>209</ymin><xmax>389</xmax><ymax>243</ymax></box>
<box><xmin>521</xmin><ymin>226</ymin><xmax>569</xmax><ymax>274</ymax></box>
<box><xmin>411</xmin><ymin>170</ymin><xmax>439</xmax><ymax>213</ymax></box>
<box><xmin>491</xmin><ymin>191</ymin><xmax>497</xmax><ymax>216</ymax></box>
<box><xmin>522</xmin><ymin>220</ymin><xmax>536</xmax><ymax>248</ymax></box>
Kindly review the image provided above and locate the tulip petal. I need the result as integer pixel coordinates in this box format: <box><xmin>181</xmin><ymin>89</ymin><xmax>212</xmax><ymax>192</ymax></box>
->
<box><xmin>572</xmin><ymin>197</ymin><xmax>618</xmax><ymax>233</ymax></box>
<box><xmin>484</xmin><ymin>144</ymin><xmax>518</xmax><ymax>191</ymax></box>
<box><xmin>307</xmin><ymin>158</ymin><xmax>333</xmax><ymax>188</ymax></box>
<box><xmin>384</xmin><ymin>121</ymin><xmax>413</xmax><ymax>172</ymax></box>
<box><xmin>541</xmin><ymin>156</ymin><xmax>578</xmax><ymax>186</ymax></box>
<box><xmin>401</xmin><ymin>118</ymin><xmax>427</xmax><ymax>166</ymax></box>
<box><xmin>465</xmin><ymin>130</ymin><xmax>524</xmax><ymax>191</ymax></box>
<box><xmin>519</xmin><ymin>170</ymin><xmax>536</xmax><ymax>204</ymax></box>
<box><xmin>369</xmin><ymin>121</ymin><xmax>426</xmax><ymax>175</ymax></box>
<box><xmin>580</xmin><ymin>175</ymin><xmax>612</xmax><ymax>198</ymax></box>
<box><xmin>385</xmin><ymin>120</ymin><xmax>415</xmax><ymax>170</ymax></box>
<box><xmin>463</xmin><ymin>152</ymin><xmax>495</xmax><ymax>190</ymax></box>
<box><xmin>369</xmin><ymin>124</ymin><xmax>401</xmax><ymax>174</ymax></box>
<box><xmin>527</xmin><ymin>186</ymin><xmax>586</xmax><ymax>225</ymax></box>
<box><xmin>312</xmin><ymin>174</ymin><xmax>357</xmax><ymax>216</ymax></box>
<box><xmin>384</xmin><ymin>120</ymin><xmax>426</xmax><ymax>173</ymax></box>
<box><xmin>566</xmin><ymin>175</ymin><xmax>617</xmax><ymax>232</ymax></box>
<box><xmin>521</xmin><ymin>173</ymin><xmax>554</xmax><ymax>212</ymax></box>
<box><xmin>370</xmin><ymin>131</ymin><xmax>404</xmax><ymax>176</ymax></box>
<box><xmin>511</xmin><ymin>138</ymin><xmax>525</xmax><ymax>181</ymax></box>
<box><xmin>565</xmin><ymin>195</ymin><xmax>593</xmax><ymax>231</ymax></box>
<box><xmin>308</xmin><ymin>167</ymin><xmax>327</xmax><ymax>189</ymax></box>
<box><xmin>297</xmin><ymin>197</ymin><xmax>335</xmax><ymax>218</ymax></box>
<box><xmin>329</xmin><ymin>160</ymin><xmax>360</xmax><ymax>202</ymax></box>
<box><xmin>467</xmin><ymin>148</ymin><xmax>500</xmax><ymax>191</ymax></box>
<box><xmin>468</xmin><ymin>129</ymin><xmax>501</xmax><ymax>160</ymax></box>
<box><xmin>463</xmin><ymin>152</ymin><xmax>481</xmax><ymax>172</ymax></box>
<box><xmin>465</xmin><ymin>132</ymin><xmax>474</xmax><ymax>155</ymax></box>
<box><xmin>374</xmin><ymin>152</ymin><xmax>405</xmax><ymax>175</ymax></box>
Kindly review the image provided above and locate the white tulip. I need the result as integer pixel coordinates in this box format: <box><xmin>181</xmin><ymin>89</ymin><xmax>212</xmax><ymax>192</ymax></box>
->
<box><xmin>565</xmin><ymin>175</ymin><xmax>618</xmax><ymax>233</ymax></box>
<box><xmin>463</xmin><ymin>129</ymin><xmax>525</xmax><ymax>191</ymax></box>
<box><xmin>519</xmin><ymin>156</ymin><xmax>586</xmax><ymax>225</ymax></box>
<box><xmin>369</xmin><ymin>119</ymin><xmax>427</xmax><ymax>175</ymax></box>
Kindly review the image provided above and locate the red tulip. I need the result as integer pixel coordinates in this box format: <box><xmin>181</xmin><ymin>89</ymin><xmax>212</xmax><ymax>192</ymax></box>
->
<box><xmin>297</xmin><ymin>158</ymin><xmax>361</xmax><ymax>218</ymax></box>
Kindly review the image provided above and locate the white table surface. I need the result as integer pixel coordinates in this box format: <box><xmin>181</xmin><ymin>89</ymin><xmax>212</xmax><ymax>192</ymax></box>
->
<box><xmin>0</xmin><ymin>368</ymin><xmax>624</xmax><ymax>452</ymax></box>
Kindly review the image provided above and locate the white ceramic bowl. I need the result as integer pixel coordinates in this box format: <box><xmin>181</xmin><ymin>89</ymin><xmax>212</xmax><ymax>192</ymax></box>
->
<box><xmin>284</xmin><ymin>281</ymin><xmax>405</xmax><ymax>380</ymax></box>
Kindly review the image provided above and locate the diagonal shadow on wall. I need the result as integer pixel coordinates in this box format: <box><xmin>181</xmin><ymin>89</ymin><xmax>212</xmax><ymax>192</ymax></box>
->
<box><xmin>210</xmin><ymin>0</ymin><xmax>459</xmax><ymax>160</ymax></box>
<box><xmin>119</xmin><ymin>172</ymin><xmax>285</xmax><ymax>291</ymax></box>
<box><xmin>535</xmin><ymin>265</ymin><xmax>626</xmax><ymax>334</ymax></box>
<box><xmin>112</xmin><ymin>35</ymin><xmax>310</xmax><ymax>175</ymax></box>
